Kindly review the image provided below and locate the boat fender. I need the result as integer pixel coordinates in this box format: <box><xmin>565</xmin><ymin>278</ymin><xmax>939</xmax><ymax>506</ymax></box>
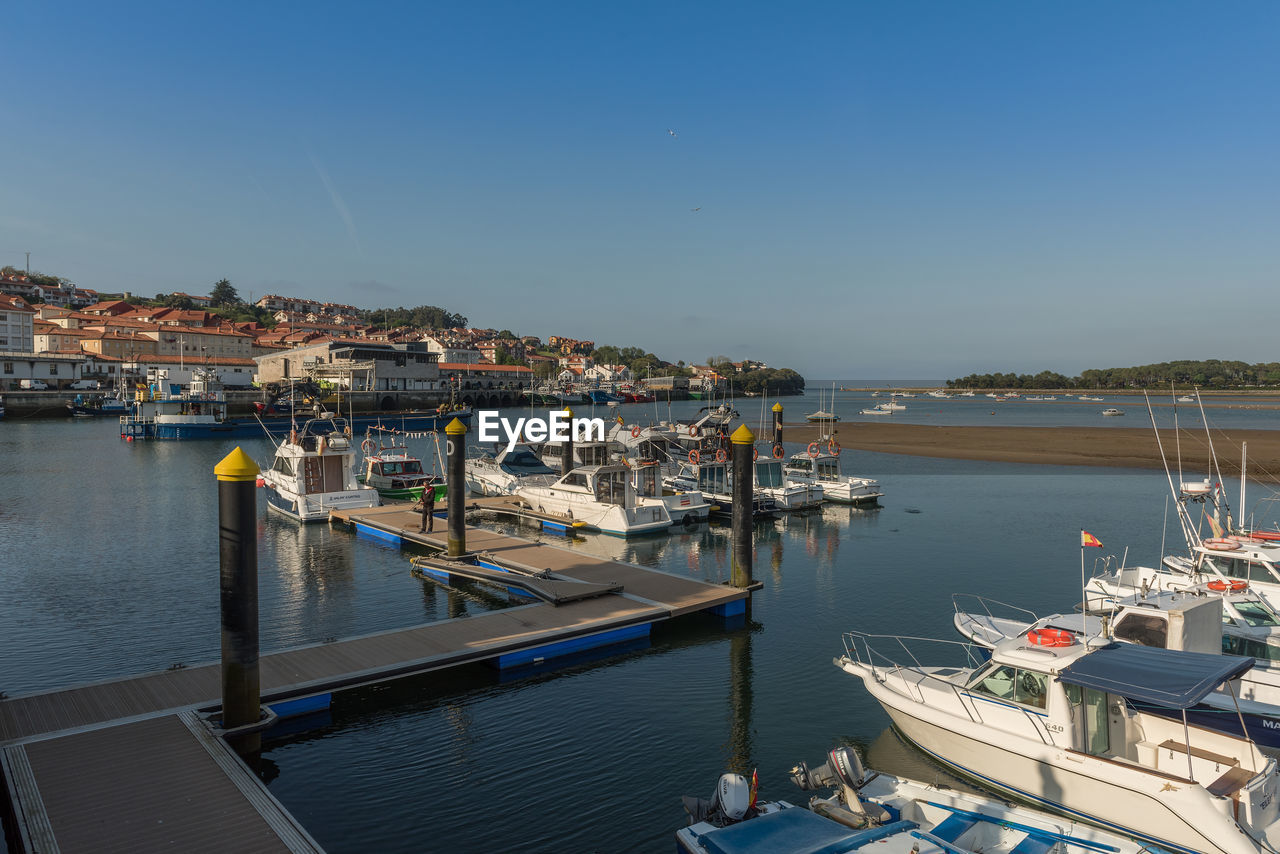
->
<box><xmin>807</xmin><ymin>442</ymin><xmax>820</xmax><ymax>458</ymax></box>
<box><xmin>630</xmin><ymin>425</ymin><xmax>641</xmax><ymax>438</ymax></box>
<box><xmin>828</xmin><ymin>440</ymin><xmax>841</xmax><ymax>456</ymax></box>
<box><xmin>688</xmin><ymin>425</ymin><xmax>700</xmax><ymax>438</ymax></box>
<box><xmin>772</xmin><ymin>444</ymin><xmax>784</xmax><ymax>459</ymax></box>
<box><xmin>689</xmin><ymin>450</ymin><xmax>700</xmax><ymax>465</ymax></box>
<box><xmin>1208</xmin><ymin>579</ymin><xmax>1248</xmax><ymax>592</ymax></box>
<box><xmin>1026</xmin><ymin>627</ymin><xmax>1075</xmax><ymax>647</ymax></box>
<box><xmin>290</xmin><ymin>429</ymin><xmax>299</xmax><ymax>445</ymax></box>
<box><xmin>317</xmin><ymin>436</ymin><xmax>326</xmax><ymax>455</ymax></box>
<box><xmin>715</xmin><ymin>448</ymin><xmax>727</xmax><ymax>463</ymax></box>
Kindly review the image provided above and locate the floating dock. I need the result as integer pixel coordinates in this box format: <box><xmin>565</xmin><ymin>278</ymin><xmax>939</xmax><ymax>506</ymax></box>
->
<box><xmin>1</xmin><ymin>509</ymin><xmax>747</xmax><ymax>853</ymax></box>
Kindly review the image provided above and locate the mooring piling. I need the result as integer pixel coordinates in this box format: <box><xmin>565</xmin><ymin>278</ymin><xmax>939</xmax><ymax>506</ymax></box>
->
<box><xmin>561</xmin><ymin>406</ymin><xmax>574</xmax><ymax>477</ymax></box>
<box><xmin>772</xmin><ymin>402</ymin><xmax>784</xmax><ymax>452</ymax></box>
<box><xmin>446</xmin><ymin>417</ymin><xmax>467</xmax><ymax>557</ymax></box>
<box><xmin>215</xmin><ymin>446</ymin><xmax>262</xmax><ymax>753</ymax></box>
<box><xmin>730</xmin><ymin>424</ymin><xmax>754</xmax><ymax>588</ymax></box>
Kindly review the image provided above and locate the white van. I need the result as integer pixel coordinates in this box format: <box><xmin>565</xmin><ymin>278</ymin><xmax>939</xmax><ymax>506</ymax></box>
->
<box><xmin>69</xmin><ymin>379</ymin><xmax>100</xmax><ymax>390</ymax></box>
<box><xmin>19</xmin><ymin>379</ymin><xmax>49</xmax><ymax>390</ymax></box>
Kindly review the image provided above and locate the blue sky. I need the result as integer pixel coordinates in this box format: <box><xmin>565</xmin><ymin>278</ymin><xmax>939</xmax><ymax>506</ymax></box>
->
<box><xmin>5</xmin><ymin>2</ymin><xmax>1279</xmax><ymax>378</ymax></box>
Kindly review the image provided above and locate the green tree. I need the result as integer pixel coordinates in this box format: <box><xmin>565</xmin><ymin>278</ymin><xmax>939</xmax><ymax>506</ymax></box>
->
<box><xmin>210</xmin><ymin>278</ymin><xmax>240</xmax><ymax>306</ymax></box>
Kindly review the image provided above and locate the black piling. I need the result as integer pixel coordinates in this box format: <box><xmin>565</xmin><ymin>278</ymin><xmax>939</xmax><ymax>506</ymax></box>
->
<box><xmin>561</xmin><ymin>406</ymin><xmax>575</xmax><ymax>477</ymax></box>
<box><xmin>772</xmin><ymin>402</ymin><xmax>784</xmax><ymax>452</ymax></box>
<box><xmin>215</xmin><ymin>447</ymin><xmax>261</xmax><ymax>753</ymax></box>
<box><xmin>446</xmin><ymin>417</ymin><xmax>467</xmax><ymax>557</ymax></box>
<box><xmin>730</xmin><ymin>424</ymin><xmax>755</xmax><ymax>588</ymax></box>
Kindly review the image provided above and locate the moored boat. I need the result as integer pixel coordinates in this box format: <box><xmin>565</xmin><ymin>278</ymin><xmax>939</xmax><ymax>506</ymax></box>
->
<box><xmin>259</xmin><ymin>415</ymin><xmax>381</xmax><ymax>522</ymax></box>
<box><xmin>837</xmin><ymin>628</ymin><xmax>1280</xmax><ymax>854</ymax></box>
<box><xmin>783</xmin><ymin>443</ymin><xmax>882</xmax><ymax>504</ymax></box>
<box><xmin>516</xmin><ymin>464</ymin><xmax>671</xmax><ymax>535</ymax></box>
<box><xmin>357</xmin><ymin>429</ymin><xmax>443</xmax><ymax>502</ymax></box>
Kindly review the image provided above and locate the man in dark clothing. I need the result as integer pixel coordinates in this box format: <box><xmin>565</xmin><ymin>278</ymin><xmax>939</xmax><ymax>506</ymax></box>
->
<box><xmin>419</xmin><ymin>478</ymin><xmax>438</xmax><ymax>533</ymax></box>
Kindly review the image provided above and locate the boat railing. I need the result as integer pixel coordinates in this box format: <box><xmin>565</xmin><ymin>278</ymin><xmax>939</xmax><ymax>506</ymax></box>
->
<box><xmin>951</xmin><ymin>592</ymin><xmax>1039</xmax><ymax>626</ymax></box>
<box><xmin>841</xmin><ymin>631</ymin><xmax>988</xmax><ymax>718</ymax></box>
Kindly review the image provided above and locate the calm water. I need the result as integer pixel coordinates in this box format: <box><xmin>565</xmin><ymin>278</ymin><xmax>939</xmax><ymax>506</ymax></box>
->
<box><xmin>0</xmin><ymin>409</ymin><xmax>1247</xmax><ymax>851</ymax></box>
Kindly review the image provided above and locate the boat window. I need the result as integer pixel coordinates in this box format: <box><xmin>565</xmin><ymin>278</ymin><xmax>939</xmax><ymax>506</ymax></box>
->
<box><xmin>817</xmin><ymin>461</ymin><xmax>839</xmax><ymax>478</ymax></box>
<box><xmin>635</xmin><ymin>466</ymin><xmax>658</xmax><ymax>497</ymax></box>
<box><xmin>1066</xmin><ymin>686</ymin><xmax>1111</xmax><ymax>756</ymax></box>
<box><xmin>1222</xmin><ymin>634</ymin><xmax>1280</xmax><ymax>662</ymax></box>
<box><xmin>1242</xmin><ymin>560</ymin><xmax>1278</xmax><ymax>584</ymax></box>
<box><xmin>1014</xmin><ymin>670</ymin><xmax>1048</xmax><ymax>709</ymax></box>
<box><xmin>970</xmin><ymin>665</ymin><xmax>1015</xmax><ymax>701</ymax></box>
<box><xmin>787</xmin><ymin>458</ymin><xmax>812</xmax><ymax>473</ymax></box>
<box><xmin>272</xmin><ymin>456</ymin><xmax>295</xmax><ymax>476</ymax></box>
<box><xmin>1231</xmin><ymin>600</ymin><xmax>1279</xmax><ymax>628</ymax></box>
<box><xmin>1112</xmin><ymin>613</ymin><xmax>1168</xmax><ymax>648</ymax></box>
<box><xmin>402</xmin><ymin>460</ymin><xmax>424</xmax><ymax>474</ymax></box>
<box><xmin>561</xmin><ymin>472</ymin><xmax>588</xmax><ymax>488</ymax></box>
<box><xmin>755</xmin><ymin>461</ymin><xmax>782</xmax><ymax>488</ymax></box>
<box><xmin>698</xmin><ymin>466</ymin><xmax>726</xmax><ymax>494</ymax></box>
<box><xmin>503</xmin><ymin>450</ymin><xmax>556</xmax><ymax>474</ymax></box>
<box><xmin>968</xmin><ymin>665</ymin><xmax>1047</xmax><ymax>709</ymax></box>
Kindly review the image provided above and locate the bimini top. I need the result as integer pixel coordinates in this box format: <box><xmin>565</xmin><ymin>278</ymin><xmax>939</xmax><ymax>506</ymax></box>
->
<box><xmin>1058</xmin><ymin>643</ymin><xmax>1255</xmax><ymax>710</ymax></box>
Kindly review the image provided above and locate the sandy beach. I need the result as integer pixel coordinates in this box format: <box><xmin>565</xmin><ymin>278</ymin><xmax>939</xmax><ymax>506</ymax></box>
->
<box><xmin>780</xmin><ymin>422</ymin><xmax>1280</xmax><ymax>479</ymax></box>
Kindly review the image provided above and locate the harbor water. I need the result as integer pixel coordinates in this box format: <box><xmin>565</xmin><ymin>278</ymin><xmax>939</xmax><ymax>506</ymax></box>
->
<box><xmin>0</xmin><ymin>402</ymin><xmax>1236</xmax><ymax>851</ymax></box>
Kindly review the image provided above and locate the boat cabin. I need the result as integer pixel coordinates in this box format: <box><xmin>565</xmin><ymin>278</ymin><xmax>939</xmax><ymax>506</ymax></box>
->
<box><xmin>544</xmin><ymin>465</ymin><xmax>635</xmax><ymax>507</ymax></box>
<box><xmin>539</xmin><ymin>440</ymin><xmax>611</xmax><ymax>470</ymax></box>
<box><xmin>784</xmin><ymin>452</ymin><xmax>842</xmax><ymax>482</ymax></box>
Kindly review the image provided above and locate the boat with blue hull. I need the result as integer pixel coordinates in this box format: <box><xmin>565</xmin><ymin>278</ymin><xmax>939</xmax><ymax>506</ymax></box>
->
<box><xmin>679</xmin><ymin>746</ymin><xmax>1163</xmax><ymax>854</ymax></box>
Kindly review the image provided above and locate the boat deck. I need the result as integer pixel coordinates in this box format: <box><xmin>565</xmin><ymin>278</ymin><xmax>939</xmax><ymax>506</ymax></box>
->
<box><xmin>1</xmin><ymin>510</ymin><xmax>745</xmax><ymax>853</ymax></box>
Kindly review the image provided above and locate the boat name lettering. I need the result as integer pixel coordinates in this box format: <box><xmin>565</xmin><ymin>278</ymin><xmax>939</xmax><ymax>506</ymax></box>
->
<box><xmin>476</xmin><ymin>410</ymin><xmax>606</xmax><ymax>452</ymax></box>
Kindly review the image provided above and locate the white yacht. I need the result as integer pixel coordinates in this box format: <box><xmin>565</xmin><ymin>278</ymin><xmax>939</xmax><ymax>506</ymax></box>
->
<box><xmin>1102</xmin><ymin>408</ymin><xmax>1125</xmax><ymax>416</ymax></box>
<box><xmin>837</xmin><ymin>629</ymin><xmax>1280</xmax><ymax>854</ymax></box>
<box><xmin>751</xmin><ymin>454</ymin><xmax>823</xmax><ymax>510</ymax></box>
<box><xmin>783</xmin><ymin>446</ymin><xmax>881</xmax><ymax>504</ymax></box>
<box><xmin>516</xmin><ymin>464</ymin><xmax>671</xmax><ymax>535</ymax></box>
<box><xmin>629</xmin><ymin>458</ymin><xmax>711</xmax><ymax>527</ymax></box>
<box><xmin>954</xmin><ymin>588</ymin><xmax>1280</xmax><ymax>748</ymax></box>
<box><xmin>464</xmin><ymin>443</ymin><xmax>559</xmax><ymax>496</ymax></box>
<box><xmin>259</xmin><ymin>416</ymin><xmax>380</xmax><ymax>522</ymax></box>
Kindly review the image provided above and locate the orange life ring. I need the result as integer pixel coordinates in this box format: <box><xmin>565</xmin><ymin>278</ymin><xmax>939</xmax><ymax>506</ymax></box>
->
<box><xmin>689</xmin><ymin>450</ymin><xmax>700</xmax><ymax>465</ymax></box>
<box><xmin>715</xmin><ymin>448</ymin><xmax>727</xmax><ymax>463</ymax></box>
<box><xmin>631</xmin><ymin>425</ymin><xmax>641</xmax><ymax>438</ymax></box>
<box><xmin>772</xmin><ymin>444</ymin><xmax>784</xmax><ymax>459</ymax></box>
<box><xmin>1208</xmin><ymin>579</ymin><xmax>1249</xmax><ymax>592</ymax></box>
<box><xmin>689</xmin><ymin>425</ymin><xmax>700</xmax><ymax>438</ymax></box>
<box><xmin>1026</xmin><ymin>627</ymin><xmax>1075</xmax><ymax>648</ymax></box>
<box><xmin>753</xmin><ymin>447</ymin><xmax>759</xmax><ymax>461</ymax></box>
<box><xmin>807</xmin><ymin>442</ymin><xmax>820</xmax><ymax>458</ymax></box>
<box><xmin>361</xmin><ymin>439</ymin><xmax>375</xmax><ymax>455</ymax></box>
<box><xmin>828</xmin><ymin>440</ymin><xmax>841</xmax><ymax>457</ymax></box>
<box><xmin>1204</xmin><ymin>538</ymin><xmax>1241</xmax><ymax>551</ymax></box>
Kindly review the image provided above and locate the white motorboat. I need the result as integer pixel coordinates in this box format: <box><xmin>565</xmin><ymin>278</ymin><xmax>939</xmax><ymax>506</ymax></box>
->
<box><xmin>259</xmin><ymin>415</ymin><xmax>381</xmax><ymax>522</ymax></box>
<box><xmin>629</xmin><ymin>458</ymin><xmax>711</xmax><ymax>527</ymax></box>
<box><xmin>837</xmin><ymin>629</ymin><xmax>1280</xmax><ymax>854</ymax></box>
<box><xmin>1102</xmin><ymin>408</ymin><xmax>1125</xmax><ymax>416</ymax></box>
<box><xmin>954</xmin><ymin>588</ymin><xmax>1280</xmax><ymax>747</ymax></box>
<box><xmin>679</xmin><ymin>746</ymin><xmax>1164</xmax><ymax>854</ymax></box>
<box><xmin>665</xmin><ymin>459</ymin><xmax>780</xmax><ymax>519</ymax></box>
<box><xmin>464</xmin><ymin>443</ymin><xmax>559</xmax><ymax>496</ymax></box>
<box><xmin>876</xmin><ymin>399</ymin><xmax>906</xmax><ymax>412</ymax></box>
<box><xmin>783</xmin><ymin>444</ymin><xmax>881</xmax><ymax>504</ymax></box>
<box><xmin>1179</xmin><ymin>395</ymin><xmax>1196</xmax><ymax>403</ymax></box>
<box><xmin>926</xmin><ymin>390</ymin><xmax>949</xmax><ymax>398</ymax></box>
<box><xmin>750</xmin><ymin>454</ymin><xmax>823</xmax><ymax>510</ymax></box>
<box><xmin>516</xmin><ymin>464</ymin><xmax>671</xmax><ymax>535</ymax></box>
<box><xmin>858</xmin><ymin>407</ymin><xmax>892</xmax><ymax>416</ymax></box>
<box><xmin>1079</xmin><ymin>395</ymin><xmax>1104</xmax><ymax>402</ymax></box>
<box><xmin>959</xmin><ymin>390</ymin><xmax>975</xmax><ymax>397</ymax></box>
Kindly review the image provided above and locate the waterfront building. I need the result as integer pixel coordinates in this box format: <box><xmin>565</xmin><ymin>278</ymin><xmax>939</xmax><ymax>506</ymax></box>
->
<box><xmin>0</xmin><ymin>295</ymin><xmax>37</xmax><ymax>353</ymax></box>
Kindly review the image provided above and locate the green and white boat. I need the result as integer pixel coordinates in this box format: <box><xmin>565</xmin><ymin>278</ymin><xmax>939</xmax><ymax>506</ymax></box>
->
<box><xmin>356</xmin><ymin>431</ymin><xmax>444</xmax><ymax>502</ymax></box>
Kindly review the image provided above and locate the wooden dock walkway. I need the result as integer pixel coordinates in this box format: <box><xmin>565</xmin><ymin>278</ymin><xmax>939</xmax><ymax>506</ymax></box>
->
<box><xmin>1</xmin><ymin>510</ymin><xmax>746</xmax><ymax>853</ymax></box>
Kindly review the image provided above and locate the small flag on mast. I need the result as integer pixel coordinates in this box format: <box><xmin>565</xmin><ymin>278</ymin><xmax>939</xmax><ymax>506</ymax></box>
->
<box><xmin>1081</xmin><ymin>530</ymin><xmax>1103</xmax><ymax>548</ymax></box>
<box><xmin>748</xmin><ymin>768</ymin><xmax>759</xmax><ymax>809</ymax></box>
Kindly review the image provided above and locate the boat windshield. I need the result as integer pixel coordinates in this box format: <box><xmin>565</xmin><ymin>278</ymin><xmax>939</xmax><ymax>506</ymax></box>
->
<box><xmin>816</xmin><ymin>460</ymin><xmax>839</xmax><ymax>479</ymax></box>
<box><xmin>378</xmin><ymin>461</ymin><xmax>423</xmax><ymax>476</ymax></box>
<box><xmin>1231</xmin><ymin>600</ymin><xmax>1280</xmax><ymax>628</ymax></box>
<box><xmin>1206</xmin><ymin>556</ymin><xmax>1279</xmax><ymax>584</ymax></box>
<box><xmin>501</xmin><ymin>450</ymin><xmax>556</xmax><ymax>475</ymax></box>
<box><xmin>786</xmin><ymin>457</ymin><xmax>812</xmax><ymax>473</ymax></box>
<box><xmin>967</xmin><ymin>663</ymin><xmax>1048</xmax><ymax>709</ymax></box>
<box><xmin>1222</xmin><ymin>634</ymin><xmax>1280</xmax><ymax>662</ymax></box>
<box><xmin>755</xmin><ymin>461</ymin><xmax>783</xmax><ymax>488</ymax></box>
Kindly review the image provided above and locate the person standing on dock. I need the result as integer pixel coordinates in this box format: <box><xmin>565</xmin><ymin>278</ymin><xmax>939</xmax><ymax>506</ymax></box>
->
<box><xmin>418</xmin><ymin>477</ymin><xmax>438</xmax><ymax>533</ymax></box>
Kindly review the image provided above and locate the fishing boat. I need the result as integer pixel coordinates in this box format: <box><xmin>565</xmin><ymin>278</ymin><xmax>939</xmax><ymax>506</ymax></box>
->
<box><xmin>783</xmin><ymin>442</ymin><xmax>882</xmax><ymax>504</ymax></box>
<box><xmin>515</xmin><ymin>464</ymin><xmax>671</xmax><ymax>535</ymax></box>
<box><xmin>119</xmin><ymin>367</ymin><xmax>232</xmax><ymax>440</ymax></box>
<box><xmin>1102</xmin><ymin>408</ymin><xmax>1125</xmax><ymax>416</ymax></box>
<box><xmin>258</xmin><ymin>415</ymin><xmax>381</xmax><ymax>522</ymax></box>
<box><xmin>66</xmin><ymin>393</ymin><xmax>129</xmax><ymax>417</ymax></box>
<box><xmin>464</xmin><ymin>443</ymin><xmax>559</xmax><ymax>497</ymax></box>
<box><xmin>954</xmin><ymin>587</ymin><xmax>1280</xmax><ymax>746</ymax></box>
<box><xmin>356</xmin><ymin>429</ymin><xmax>443</xmax><ymax>503</ymax></box>
<box><xmin>679</xmin><ymin>746</ymin><xmax>1161</xmax><ymax>854</ymax></box>
<box><xmin>837</xmin><ymin>629</ymin><xmax>1280</xmax><ymax>854</ymax></box>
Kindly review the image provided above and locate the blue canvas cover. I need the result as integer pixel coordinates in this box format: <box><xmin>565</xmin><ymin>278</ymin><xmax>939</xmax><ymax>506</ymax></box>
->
<box><xmin>1057</xmin><ymin>643</ymin><xmax>1254</xmax><ymax>709</ymax></box>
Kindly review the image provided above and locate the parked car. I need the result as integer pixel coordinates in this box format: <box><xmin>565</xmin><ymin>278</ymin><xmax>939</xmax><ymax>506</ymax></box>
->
<box><xmin>19</xmin><ymin>379</ymin><xmax>49</xmax><ymax>390</ymax></box>
<box><xmin>69</xmin><ymin>379</ymin><xmax>101</xmax><ymax>390</ymax></box>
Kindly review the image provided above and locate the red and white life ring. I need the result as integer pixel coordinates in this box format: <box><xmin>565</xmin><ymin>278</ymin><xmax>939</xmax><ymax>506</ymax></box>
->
<box><xmin>828</xmin><ymin>440</ymin><xmax>841</xmax><ymax>457</ymax></box>
<box><xmin>715</xmin><ymin>448</ymin><xmax>727</xmax><ymax>463</ymax></box>
<box><xmin>688</xmin><ymin>425</ymin><xmax>700</xmax><ymax>438</ymax></box>
<box><xmin>689</xmin><ymin>450</ymin><xmax>700</xmax><ymax>465</ymax></box>
<box><xmin>1204</xmin><ymin>538</ymin><xmax>1241</xmax><ymax>551</ymax></box>
<box><xmin>753</xmin><ymin>447</ymin><xmax>759</xmax><ymax>461</ymax></box>
<box><xmin>361</xmin><ymin>439</ymin><xmax>375</xmax><ymax>455</ymax></box>
<box><xmin>1026</xmin><ymin>627</ymin><xmax>1075</xmax><ymax>648</ymax></box>
<box><xmin>631</xmin><ymin>425</ymin><xmax>642</xmax><ymax>438</ymax></box>
<box><xmin>1207</xmin><ymin>579</ymin><xmax>1249</xmax><ymax>592</ymax></box>
<box><xmin>807</xmin><ymin>442</ymin><xmax>820</xmax><ymax>458</ymax></box>
<box><xmin>772</xmin><ymin>444</ymin><xmax>784</xmax><ymax>459</ymax></box>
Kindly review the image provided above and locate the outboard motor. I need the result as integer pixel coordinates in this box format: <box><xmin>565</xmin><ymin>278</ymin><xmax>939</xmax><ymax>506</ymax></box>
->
<box><xmin>682</xmin><ymin>773</ymin><xmax>756</xmax><ymax>827</ymax></box>
<box><xmin>789</xmin><ymin>748</ymin><xmax>890</xmax><ymax>830</ymax></box>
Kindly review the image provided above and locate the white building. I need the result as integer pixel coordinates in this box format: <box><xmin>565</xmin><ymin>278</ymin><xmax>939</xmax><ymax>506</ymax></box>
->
<box><xmin>0</xmin><ymin>295</ymin><xmax>36</xmax><ymax>353</ymax></box>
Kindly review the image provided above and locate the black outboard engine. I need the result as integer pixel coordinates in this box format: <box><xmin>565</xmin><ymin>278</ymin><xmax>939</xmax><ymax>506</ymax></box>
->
<box><xmin>789</xmin><ymin>747</ymin><xmax>870</xmax><ymax>792</ymax></box>
<box><xmin>789</xmin><ymin>748</ymin><xmax>889</xmax><ymax>830</ymax></box>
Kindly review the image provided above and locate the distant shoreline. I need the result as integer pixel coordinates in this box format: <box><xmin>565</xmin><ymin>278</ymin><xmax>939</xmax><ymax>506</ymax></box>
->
<box><xmin>780</xmin><ymin>422</ymin><xmax>1280</xmax><ymax>478</ymax></box>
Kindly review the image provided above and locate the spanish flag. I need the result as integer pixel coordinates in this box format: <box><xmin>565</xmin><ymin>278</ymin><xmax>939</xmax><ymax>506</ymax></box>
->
<box><xmin>1081</xmin><ymin>530</ymin><xmax>1103</xmax><ymax>548</ymax></box>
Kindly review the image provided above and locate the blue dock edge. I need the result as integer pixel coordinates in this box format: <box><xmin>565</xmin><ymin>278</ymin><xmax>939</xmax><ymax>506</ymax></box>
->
<box><xmin>268</xmin><ymin>693</ymin><xmax>332</xmax><ymax>719</ymax></box>
<box><xmin>493</xmin><ymin>623</ymin><xmax>651</xmax><ymax>669</ymax></box>
<box><xmin>355</xmin><ymin>522</ymin><xmax>403</xmax><ymax>545</ymax></box>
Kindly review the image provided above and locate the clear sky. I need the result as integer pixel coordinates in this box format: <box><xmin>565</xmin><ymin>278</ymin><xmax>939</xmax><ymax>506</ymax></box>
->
<box><xmin>5</xmin><ymin>2</ymin><xmax>1278</xmax><ymax>379</ymax></box>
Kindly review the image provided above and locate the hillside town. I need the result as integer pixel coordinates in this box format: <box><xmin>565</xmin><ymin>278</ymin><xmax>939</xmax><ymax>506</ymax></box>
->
<box><xmin>0</xmin><ymin>271</ymin><xmax>790</xmax><ymax>402</ymax></box>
